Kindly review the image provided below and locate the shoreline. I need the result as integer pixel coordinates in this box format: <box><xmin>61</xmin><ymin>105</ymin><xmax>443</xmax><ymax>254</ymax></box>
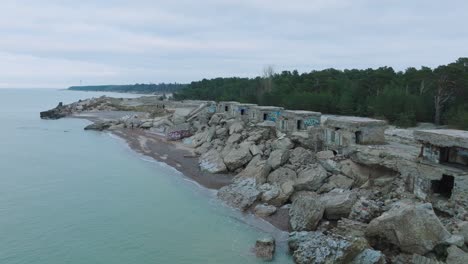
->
<box><xmin>75</xmin><ymin>115</ymin><xmax>291</xmax><ymax>232</ymax></box>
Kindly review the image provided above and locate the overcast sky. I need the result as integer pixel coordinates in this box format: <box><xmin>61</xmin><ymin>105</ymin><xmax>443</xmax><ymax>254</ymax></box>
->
<box><xmin>0</xmin><ymin>0</ymin><xmax>467</xmax><ymax>88</ymax></box>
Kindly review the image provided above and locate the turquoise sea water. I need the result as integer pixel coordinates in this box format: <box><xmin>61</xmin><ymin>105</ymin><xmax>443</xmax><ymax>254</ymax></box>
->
<box><xmin>0</xmin><ymin>89</ymin><xmax>292</xmax><ymax>264</ymax></box>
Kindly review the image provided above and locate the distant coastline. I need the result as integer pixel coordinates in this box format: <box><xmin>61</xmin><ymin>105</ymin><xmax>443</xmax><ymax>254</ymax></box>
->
<box><xmin>69</xmin><ymin>83</ymin><xmax>187</xmax><ymax>94</ymax></box>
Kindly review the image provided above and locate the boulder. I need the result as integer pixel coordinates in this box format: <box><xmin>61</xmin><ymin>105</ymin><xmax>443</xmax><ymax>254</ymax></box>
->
<box><xmin>84</xmin><ymin>121</ymin><xmax>111</xmax><ymax>131</ymax></box>
<box><xmin>226</xmin><ymin>133</ymin><xmax>242</xmax><ymax>144</ymax></box>
<box><xmin>349</xmin><ymin>197</ymin><xmax>383</xmax><ymax>223</ymax></box>
<box><xmin>209</xmin><ymin>113</ymin><xmax>223</xmax><ymax>126</ymax></box>
<box><xmin>215</xmin><ymin>127</ymin><xmax>228</xmax><ymax>137</ymax></box>
<box><xmin>269</xmin><ymin>181</ymin><xmax>295</xmax><ymax>206</ymax></box>
<box><xmin>333</xmin><ymin>218</ymin><xmax>368</xmax><ymax>238</ymax></box>
<box><xmin>288</xmin><ymin>231</ymin><xmax>368</xmax><ymax>264</ymax></box>
<box><xmin>259</xmin><ymin>183</ymin><xmax>280</xmax><ymax>203</ymax></box>
<box><xmin>190</xmin><ymin>130</ymin><xmax>210</xmax><ymax>148</ymax></box>
<box><xmin>318</xmin><ymin>159</ymin><xmax>341</xmax><ymax>174</ymax></box>
<box><xmin>458</xmin><ymin>221</ymin><xmax>468</xmax><ymax>245</ymax></box>
<box><xmin>194</xmin><ymin>142</ymin><xmax>212</xmax><ymax>155</ymax></box>
<box><xmin>289</xmin><ymin>192</ymin><xmax>324</xmax><ymax>231</ymax></box>
<box><xmin>446</xmin><ymin>245</ymin><xmax>468</xmax><ymax>264</ymax></box>
<box><xmin>235</xmin><ymin>156</ymin><xmax>271</xmax><ymax>184</ymax></box>
<box><xmin>255</xmin><ymin>237</ymin><xmax>275</xmax><ymax>261</ymax></box>
<box><xmin>249</xmin><ymin>144</ymin><xmax>262</xmax><ymax>156</ymax></box>
<box><xmin>254</xmin><ymin>204</ymin><xmax>277</xmax><ymax>217</ymax></box>
<box><xmin>217</xmin><ymin>178</ymin><xmax>260</xmax><ymax>211</ymax></box>
<box><xmin>267</xmin><ymin>167</ymin><xmax>297</xmax><ymax>185</ymax></box>
<box><xmin>316</xmin><ymin>150</ymin><xmax>335</xmax><ymax>160</ymax></box>
<box><xmin>267</xmin><ymin>149</ymin><xmax>290</xmax><ymax>170</ymax></box>
<box><xmin>294</xmin><ymin>164</ymin><xmax>329</xmax><ymax>191</ymax></box>
<box><xmin>320</xmin><ymin>190</ymin><xmax>358</xmax><ymax>220</ymax></box>
<box><xmin>199</xmin><ymin>149</ymin><xmax>227</xmax><ymax>173</ymax></box>
<box><xmin>272</xmin><ymin>137</ymin><xmax>294</xmax><ymax>150</ymax></box>
<box><xmin>40</xmin><ymin>102</ymin><xmax>68</xmax><ymax>119</ymax></box>
<box><xmin>365</xmin><ymin>202</ymin><xmax>451</xmax><ymax>255</ymax></box>
<box><xmin>289</xmin><ymin>147</ymin><xmax>313</xmax><ymax>166</ymax></box>
<box><xmin>172</xmin><ymin>108</ymin><xmax>193</xmax><ymax>125</ymax></box>
<box><xmin>351</xmin><ymin>249</ymin><xmax>386</xmax><ymax>264</ymax></box>
<box><xmin>229</xmin><ymin>122</ymin><xmax>244</xmax><ymax>135</ymax></box>
<box><xmin>319</xmin><ymin>174</ymin><xmax>354</xmax><ymax>193</ymax></box>
<box><xmin>223</xmin><ymin>145</ymin><xmax>253</xmax><ymax>171</ymax></box>
<box><xmin>140</xmin><ymin>121</ymin><xmax>153</xmax><ymax>129</ymax></box>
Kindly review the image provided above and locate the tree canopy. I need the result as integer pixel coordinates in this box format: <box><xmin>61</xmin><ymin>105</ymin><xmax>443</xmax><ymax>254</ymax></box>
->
<box><xmin>174</xmin><ymin>58</ymin><xmax>468</xmax><ymax>128</ymax></box>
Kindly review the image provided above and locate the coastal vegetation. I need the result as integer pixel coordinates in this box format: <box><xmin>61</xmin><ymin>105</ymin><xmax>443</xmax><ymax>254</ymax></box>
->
<box><xmin>69</xmin><ymin>83</ymin><xmax>187</xmax><ymax>94</ymax></box>
<box><xmin>174</xmin><ymin>58</ymin><xmax>468</xmax><ymax>128</ymax></box>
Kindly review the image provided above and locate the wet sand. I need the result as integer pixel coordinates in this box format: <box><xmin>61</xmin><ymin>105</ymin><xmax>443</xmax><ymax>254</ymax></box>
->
<box><xmin>112</xmin><ymin>128</ymin><xmax>234</xmax><ymax>189</ymax></box>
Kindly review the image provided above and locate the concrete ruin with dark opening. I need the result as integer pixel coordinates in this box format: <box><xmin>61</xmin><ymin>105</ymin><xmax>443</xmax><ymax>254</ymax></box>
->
<box><xmin>277</xmin><ymin>110</ymin><xmax>321</xmax><ymax>134</ymax></box>
<box><xmin>323</xmin><ymin>116</ymin><xmax>387</xmax><ymax>150</ymax></box>
<box><xmin>250</xmin><ymin>106</ymin><xmax>284</xmax><ymax>123</ymax></box>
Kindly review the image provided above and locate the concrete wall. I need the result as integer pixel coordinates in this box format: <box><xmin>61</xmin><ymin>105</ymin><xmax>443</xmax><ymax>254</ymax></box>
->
<box><xmin>359</xmin><ymin>126</ymin><xmax>386</xmax><ymax>144</ymax></box>
<box><xmin>277</xmin><ymin>111</ymin><xmax>321</xmax><ymax>133</ymax></box>
<box><xmin>422</xmin><ymin>144</ymin><xmax>441</xmax><ymax>164</ymax></box>
<box><xmin>232</xmin><ymin>104</ymin><xmax>257</xmax><ymax>122</ymax></box>
<box><xmin>250</xmin><ymin>108</ymin><xmax>283</xmax><ymax>123</ymax></box>
<box><xmin>217</xmin><ymin>102</ymin><xmax>239</xmax><ymax>118</ymax></box>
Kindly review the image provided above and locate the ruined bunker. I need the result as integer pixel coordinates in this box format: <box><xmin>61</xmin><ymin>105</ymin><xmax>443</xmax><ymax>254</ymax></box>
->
<box><xmin>277</xmin><ymin>110</ymin><xmax>321</xmax><ymax>133</ymax></box>
<box><xmin>250</xmin><ymin>106</ymin><xmax>284</xmax><ymax>123</ymax></box>
<box><xmin>323</xmin><ymin>116</ymin><xmax>387</xmax><ymax>149</ymax></box>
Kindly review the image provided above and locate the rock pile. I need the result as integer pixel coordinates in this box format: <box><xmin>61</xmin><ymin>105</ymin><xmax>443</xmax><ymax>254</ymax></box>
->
<box><xmin>182</xmin><ymin>110</ymin><xmax>468</xmax><ymax>264</ymax></box>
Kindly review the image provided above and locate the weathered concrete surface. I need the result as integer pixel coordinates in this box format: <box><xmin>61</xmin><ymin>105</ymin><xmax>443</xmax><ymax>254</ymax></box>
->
<box><xmin>366</xmin><ymin>201</ymin><xmax>451</xmax><ymax>255</ymax></box>
<box><xmin>288</xmin><ymin>231</ymin><xmax>368</xmax><ymax>264</ymax></box>
<box><xmin>217</xmin><ymin>178</ymin><xmax>260</xmax><ymax>211</ymax></box>
<box><xmin>255</xmin><ymin>237</ymin><xmax>275</xmax><ymax>261</ymax></box>
<box><xmin>235</xmin><ymin>155</ymin><xmax>271</xmax><ymax>184</ymax></box>
<box><xmin>414</xmin><ymin>129</ymin><xmax>468</xmax><ymax>149</ymax></box>
<box><xmin>199</xmin><ymin>149</ymin><xmax>227</xmax><ymax>173</ymax></box>
<box><xmin>320</xmin><ymin>190</ymin><xmax>358</xmax><ymax>220</ymax></box>
<box><xmin>289</xmin><ymin>192</ymin><xmax>324</xmax><ymax>231</ymax></box>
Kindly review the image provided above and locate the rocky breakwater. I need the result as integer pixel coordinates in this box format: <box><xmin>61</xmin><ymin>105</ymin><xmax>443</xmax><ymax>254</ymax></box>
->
<box><xmin>40</xmin><ymin>96</ymin><xmax>125</xmax><ymax>120</ymax></box>
<box><xmin>182</xmin><ymin>112</ymin><xmax>468</xmax><ymax>263</ymax></box>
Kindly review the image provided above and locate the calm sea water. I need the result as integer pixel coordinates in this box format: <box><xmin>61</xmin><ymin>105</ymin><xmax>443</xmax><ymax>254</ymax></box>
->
<box><xmin>0</xmin><ymin>89</ymin><xmax>292</xmax><ymax>264</ymax></box>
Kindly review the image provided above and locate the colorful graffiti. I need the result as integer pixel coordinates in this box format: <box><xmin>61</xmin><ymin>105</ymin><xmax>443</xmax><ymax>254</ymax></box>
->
<box><xmin>207</xmin><ymin>105</ymin><xmax>216</xmax><ymax>113</ymax></box>
<box><xmin>167</xmin><ymin>130</ymin><xmax>192</xmax><ymax>141</ymax></box>
<box><xmin>304</xmin><ymin>118</ymin><xmax>320</xmax><ymax>127</ymax></box>
<box><xmin>265</xmin><ymin>111</ymin><xmax>281</xmax><ymax>122</ymax></box>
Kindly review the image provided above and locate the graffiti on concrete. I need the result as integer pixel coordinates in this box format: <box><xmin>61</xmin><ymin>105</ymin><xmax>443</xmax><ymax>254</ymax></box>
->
<box><xmin>207</xmin><ymin>105</ymin><xmax>216</xmax><ymax>113</ymax></box>
<box><xmin>167</xmin><ymin>130</ymin><xmax>192</xmax><ymax>141</ymax></box>
<box><xmin>304</xmin><ymin>118</ymin><xmax>320</xmax><ymax>127</ymax></box>
<box><xmin>265</xmin><ymin>111</ymin><xmax>281</xmax><ymax>122</ymax></box>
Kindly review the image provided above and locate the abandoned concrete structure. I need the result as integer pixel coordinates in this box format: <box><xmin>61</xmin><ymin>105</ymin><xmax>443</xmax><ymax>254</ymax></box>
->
<box><xmin>233</xmin><ymin>103</ymin><xmax>258</xmax><ymax>121</ymax></box>
<box><xmin>217</xmin><ymin>101</ymin><xmax>240</xmax><ymax>118</ymax></box>
<box><xmin>250</xmin><ymin>106</ymin><xmax>284</xmax><ymax>123</ymax></box>
<box><xmin>415</xmin><ymin>129</ymin><xmax>468</xmax><ymax>167</ymax></box>
<box><xmin>277</xmin><ymin>110</ymin><xmax>321</xmax><ymax>133</ymax></box>
<box><xmin>323</xmin><ymin>116</ymin><xmax>387</xmax><ymax>150</ymax></box>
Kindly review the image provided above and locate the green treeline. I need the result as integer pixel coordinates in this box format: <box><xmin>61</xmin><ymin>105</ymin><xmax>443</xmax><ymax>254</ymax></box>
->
<box><xmin>174</xmin><ymin>58</ymin><xmax>468</xmax><ymax>129</ymax></box>
<box><xmin>69</xmin><ymin>83</ymin><xmax>187</xmax><ymax>94</ymax></box>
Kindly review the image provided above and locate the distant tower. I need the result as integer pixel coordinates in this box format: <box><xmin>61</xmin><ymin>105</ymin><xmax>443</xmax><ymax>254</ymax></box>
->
<box><xmin>80</xmin><ymin>80</ymin><xmax>82</xmax><ymax>86</ymax></box>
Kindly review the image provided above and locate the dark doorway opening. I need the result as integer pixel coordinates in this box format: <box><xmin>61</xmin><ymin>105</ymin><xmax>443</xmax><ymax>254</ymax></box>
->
<box><xmin>297</xmin><ymin>119</ymin><xmax>303</xmax><ymax>130</ymax></box>
<box><xmin>355</xmin><ymin>131</ymin><xmax>363</xmax><ymax>144</ymax></box>
<box><xmin>440</xmin><ymin>147</ymin><xmax>468</xmax><ymax>166</ymax></box>
<box><xmin>263</xmin><ymin>113</ymin><xmax>268</xmax><ymax>121</ymax></box>
<box><xmin>224</xmin><ymin>106</ymin><xmax>229</xmax><ymax>112</ymax></box>
<box><xmin>240</xmin><ymin>109</ymin><xmax>245</xmax><ymax>116</ymax></box>
<box><xmin>431</xmin><ymin>174</ymin><xmax>454</xmax><ymax>198</ymax></box>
